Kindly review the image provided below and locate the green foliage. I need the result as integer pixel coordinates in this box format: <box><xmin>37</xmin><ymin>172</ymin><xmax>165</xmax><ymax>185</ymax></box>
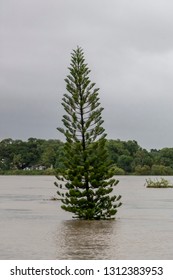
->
<box><xmin>55</xmin><ymin>47</ymin><xmax>122</xmax><ymax>219</ymax></box>
<box><xmin>117</xmin><ymin>155</ymin><xmax>133</xmax><ymax>173</ymax></box>
<box><xmin>111</xmin><ymin>165</ymin><xmax>125</xmax><ymax>175</ymax></box>
<box><xmin>151</xmin><ymin>164</ymin><xmax>173</xmax><ymax>175</ymax></box>
<box><xmin>145</xmin><ymin>177</ymin><xmax>173</xmax><ymax>188</ymax></box>
<box><xmin>133</xmin><ymin>149</ymin><xmax>153</xmax><ymax>169</ymax></box>
<box><xmin>0</xmin><ymin>138</ymin><xmax>63</xmax><ymax>171</ymax></box>
<box><xmin>2</xmin><ymin>137</ymin><xmax>173</xmax><ymax>176</ymax></box>
<box><xmin>135</xmin><ymin>165</ymin><xmax>151</xmax><ymax>175</ymax></box>
<box><xmin>158</xmin><ymin>148</ymin><xmax>173</xmax><ymax>167</ymax></box>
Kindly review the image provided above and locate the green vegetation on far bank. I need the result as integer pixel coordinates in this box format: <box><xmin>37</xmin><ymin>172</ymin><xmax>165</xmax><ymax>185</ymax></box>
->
<box><xmin>1</xmin><ymin>137</ymin><xmax>173</xmax><ymax>176</ymax></box>
<box><xmin>0</xmin><ymin>168</ymin><xmax>55</xmax><ymax>176</ymax></box>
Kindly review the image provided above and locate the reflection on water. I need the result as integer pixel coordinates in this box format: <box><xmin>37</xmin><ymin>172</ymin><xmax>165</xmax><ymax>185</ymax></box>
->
<box><xmin>56</xmin><ymin>220</ymin><xmax>115</xmax><ymax>259</ymax></box>
<box><xmin>0</xmin><ymin>175</ymin><xmax>173</xmax><ymax>259</ymax></box>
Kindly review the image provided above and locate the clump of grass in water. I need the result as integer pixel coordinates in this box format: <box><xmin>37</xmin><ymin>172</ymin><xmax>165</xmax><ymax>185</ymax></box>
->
<box><xmin>145</xmin><ymin>177</ymin><xmax>173</xmax><ymax>188</ymax></box>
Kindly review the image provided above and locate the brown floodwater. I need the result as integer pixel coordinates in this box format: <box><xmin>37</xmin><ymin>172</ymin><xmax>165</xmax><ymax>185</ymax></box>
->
<box><xmin>0</xmin><ymin>175</ymin><xmax>173</xmax><ymax>259</ymax></box>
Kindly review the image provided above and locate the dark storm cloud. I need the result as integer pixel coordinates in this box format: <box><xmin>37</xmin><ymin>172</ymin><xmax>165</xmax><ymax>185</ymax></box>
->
<box><xmin>1</xmin><ymin>0</ymin><xmax>173</xmax><ymax>148</ymax></box>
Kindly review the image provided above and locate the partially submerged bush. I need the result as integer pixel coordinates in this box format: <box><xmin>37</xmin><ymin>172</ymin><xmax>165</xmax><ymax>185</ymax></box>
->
<box><xmin>111</xmin><ymin>165</ymin><xmax>125</xmax><ymax>175</ymax></box>
<box><xmin>145</xmin><ymin>177</ymin><xmax>173</xmax><ymax>188</ymax></box>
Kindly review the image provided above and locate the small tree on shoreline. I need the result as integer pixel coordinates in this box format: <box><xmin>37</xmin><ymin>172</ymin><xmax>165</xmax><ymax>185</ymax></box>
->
<box><xmin>55</xmin><ymin>47</ymin><xmax>121</xmax><ymax>219</ymax></box>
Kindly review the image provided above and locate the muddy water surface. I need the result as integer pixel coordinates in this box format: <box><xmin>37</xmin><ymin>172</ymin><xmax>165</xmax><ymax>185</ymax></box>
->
<box><xmin>0</xmin><ymin>176</ymin><xmax>173</xmax><ymax>259</ymax></box>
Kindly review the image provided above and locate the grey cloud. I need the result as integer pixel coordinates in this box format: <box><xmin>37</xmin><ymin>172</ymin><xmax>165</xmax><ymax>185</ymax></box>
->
<box><xmin>1</xmin><ymin>0</ymin><xmax>173</xmax><ymax>149</ymax></box>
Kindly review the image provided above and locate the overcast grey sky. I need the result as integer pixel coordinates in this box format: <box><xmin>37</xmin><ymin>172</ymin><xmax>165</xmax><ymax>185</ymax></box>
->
<box><xmin>1</xmin><ymin>0</ymin><xmax>173</xmax><ymax>150</ymax></box>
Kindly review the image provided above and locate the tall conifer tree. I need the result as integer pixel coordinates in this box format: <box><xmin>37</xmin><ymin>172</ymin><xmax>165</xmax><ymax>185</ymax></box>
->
<box><xmin>55</xmin><ymin>47</ymin><xmax>121</xmax><ymax>219</ymax></box>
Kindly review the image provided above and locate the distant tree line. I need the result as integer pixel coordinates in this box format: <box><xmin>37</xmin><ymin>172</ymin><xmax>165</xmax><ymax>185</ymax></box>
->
<box><xmin>1</xmin><ymin>137</ymin><xmax>173</xmax><ymax>175</ymax></box>
<box><xmin>0</xmin><ymin>138</ymin><xmax>64</xmax><ymax>173</ymax></box>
